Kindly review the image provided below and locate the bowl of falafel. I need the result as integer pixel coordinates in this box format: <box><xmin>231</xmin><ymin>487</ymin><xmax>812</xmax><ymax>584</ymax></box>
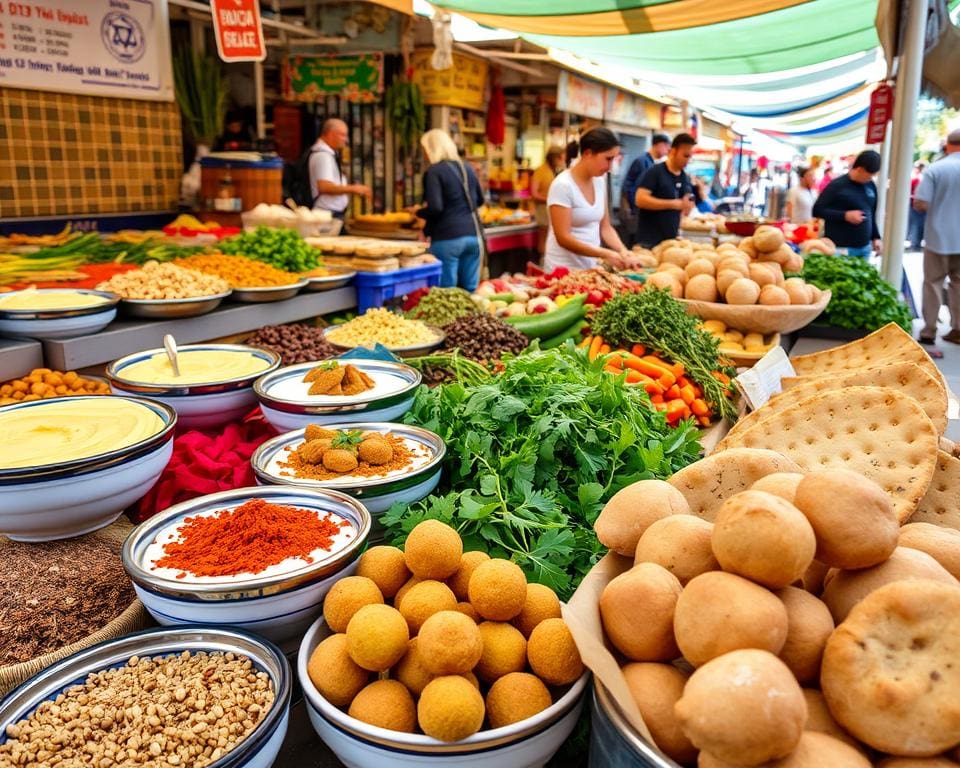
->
<box><xmin>296</xmin><ymin>518</ymin><xmax>590</xmax><ymax>768</ymax></box>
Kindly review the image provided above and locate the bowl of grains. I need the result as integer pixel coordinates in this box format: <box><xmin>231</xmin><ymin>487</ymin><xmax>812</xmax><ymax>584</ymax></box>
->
<box><xmin>0</xmin><ymin>626</ymin><xmax>292</xmax><ymax>768</ymax></box>
<box><xmin>254</xmin><ymin>358</ymin><xmax>422</xmax><ymax>433</ymax></box>
<box><xmin>251</xmin><ymin>422</ymin><xmax>445</xmax><ymax>525</ymax></box>
<box><xmin>122</xmin><ymin>486</ymin><xmax>371</xmax><ymax>646</ymax></box>
<box><xmin>323</xmin><ymin>308</ymin><xmax>444</xmax><ymax>357</ymax></box>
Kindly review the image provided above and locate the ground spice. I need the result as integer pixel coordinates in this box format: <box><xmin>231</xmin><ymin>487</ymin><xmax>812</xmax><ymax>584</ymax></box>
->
<box><xmin>279</xmin><ymin>432</ymin><xmax>414</xmax><ymax>481</ymax></box>
<box><xmin>154</xmin><ymin>498</ymin><xmax>351</xmax><ymax>578</ymax></box>
<box><xmin>0</xmin><ymin>537</ymin><xmax>135</xmax><ymax>666</ymax></box>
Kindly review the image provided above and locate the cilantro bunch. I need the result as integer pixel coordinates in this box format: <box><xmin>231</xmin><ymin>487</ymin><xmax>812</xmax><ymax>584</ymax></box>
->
<box><xmin>382</xmin><ymin>345</ymin><xmax>701</xmax><ymax>598</ymax></box>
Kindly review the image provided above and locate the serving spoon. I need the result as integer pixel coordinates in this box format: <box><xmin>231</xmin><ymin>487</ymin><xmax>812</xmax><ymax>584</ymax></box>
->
<box><xmin>163</xmin><ymin>333</ymin><xmax>181</xmax><ymax>378</ymax></box>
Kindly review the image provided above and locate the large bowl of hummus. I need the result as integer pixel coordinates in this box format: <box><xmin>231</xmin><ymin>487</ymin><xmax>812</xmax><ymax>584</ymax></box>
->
<box><xmin>0</xmin><ymin>395</ymin><xmax>176</xmax><ymax>541</ymax></box>
<box><xmin>107</xmin><ymin>344</ymin><xmax>281</xmax><ymax>429</ymax></box>
<box><xmin>0</xmin><ymin>289</ymin><xmax>118</xmax><ymax>340</ymax></box>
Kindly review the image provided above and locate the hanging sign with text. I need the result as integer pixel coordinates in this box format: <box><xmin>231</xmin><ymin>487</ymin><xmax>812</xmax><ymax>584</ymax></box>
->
<box><xmin>0</xmin><ymin>0</ymin><xmax>172</xmax><ymax>100</ymax></box>
<box><xmin>211</xmin><ymin>0</ymin><xmax>265</xmax><ymax>62</ymax></box>
<box><xmin>866</xmin><ymin>83</ymin><xmax>893</xmax><ymax>144</ymax></box>
<box><xmin>284</xmin><ymin>53</ymin><xmax>384</xmax><ymax>103</ymax></box>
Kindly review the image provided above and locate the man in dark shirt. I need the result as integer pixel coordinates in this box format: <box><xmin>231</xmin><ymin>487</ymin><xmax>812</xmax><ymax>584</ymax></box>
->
<box><xmin>634</xmin><ymin>133</ymin><xmax>696</xmax><ymax>248</ymax></box>
<box><xmin>812</xmin><ymin>150</ymin><xmax>882</xmax><ymax>258</ymax></box>
<box><xmin>621</xmin><ymin>133</ymin><xmax>671</xmax><ymax>215</ymax></box>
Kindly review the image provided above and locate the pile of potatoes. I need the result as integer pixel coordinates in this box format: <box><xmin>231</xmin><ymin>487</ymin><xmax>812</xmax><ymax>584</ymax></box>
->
<box><xmin>700</xmin><ymin>320</ymin><xmax>776</xmax><ymax>357</ymax></box>
<box><xmin>590</xmin><ymin>468</ymin><xmax>960</xmax><ymax>767</ymax></box>
<box><xmin>641</xmin><ymin>230</ymin><xmax>822</xmax><ymax>307</ymax></box>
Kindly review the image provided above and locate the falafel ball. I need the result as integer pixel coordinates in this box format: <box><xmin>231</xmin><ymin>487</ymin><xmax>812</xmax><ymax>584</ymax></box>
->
<box><xmin>392</xmin><ymin>638</ymin><xmax>434</xmax><ymax>697</ymax></box>
<box><xmin>358</xmin><ymin>437</ymin><xmax>394</xmax><ymax>465</ymax></box>
<box><xmin>418</xmin><ymin>611</ymin><xmax>484</xmax><ymax>675</ymax></box>
<box><xmin>322</xmin><ymin>448</ymin><xmax>359</xmax><ymax>473</ymax></box>
<box><xmin>348</xmin><ymin>680</ymin><xmax>416</xmax><ymax>733</ymax></box>
<box><xmin>527</xmin><ymin>618</ymin><xmax>584</xmax><ymax>686</ymax></box>
<box><xmin>418</xmin><ymin>676</ymin><xmax>486</xmax><ymax>742</ymax></box>
<box><xmin>323</xmin><ymin>576</ymin><xmax>384</xmax><ymax>633</ymax></box>
<box><xmin>346</xmin><ymin>603</ymin><xmax>410</xmax><ymax>671</ymax></box>
<box><xmin>394</xmin><ymin>576</ymin><xmax>424</xmax><ymax>608</ymax></box>
<box><xmin>475</xmin><ymin>621</ymin><xmax>528</xmax><ymax>682</ymax></box>
<box><xmin>398</xmin><ymin>580</ymin><xmax>457</xmax><ymax>635</ymax></box>
<box><xmin>305</xmin><ymin>424</ymin><xmax>338</xmax><ymax>441</ymax></box>
<box><xmin>404</xmin><ymin>519</ymin><xmax>463</xmax><ymax>580</ymax></box>
<box><xmin>486</xmin><ymin>672</ymin><xmax>553</xmax><ymax>729</ymax></box>
<box><xmin>307</xmin><ymin>633</ymin><xmax>371</xmax><ymax>707</ymax></box>
<box><xmin>468</xmin><ymin>559</ymin><xmax>527</xmax><ymax>621</ymax></box>
<box><xmin>446</xmin><ymin>551</ymin><xmax>491</xmax><ymax>601</ymax></box>
<box><xmin>356</xmin><ymin>545</ymin><xmax>410</xmax><ymax>600</ymax></box>
<box><xmin>297</xmin><ymin>438</ymin><xmax>332</xmax><ymax>465</ymax></box>
<box><xmin>455</xmin><ymin>601</ymin><xmax>481</xmax><ymax>623</ymax></box>
<box><xmin>512</xmin><ymin>583</ymin><xmax>562</xmax><ymax>638</ymax></box>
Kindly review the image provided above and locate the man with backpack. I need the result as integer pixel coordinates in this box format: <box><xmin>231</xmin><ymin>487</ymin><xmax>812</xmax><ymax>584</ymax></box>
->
<box><xmin>306</xmin><ymin>118</ymin><xmax>371</xmax><ymax>218</ymax></box>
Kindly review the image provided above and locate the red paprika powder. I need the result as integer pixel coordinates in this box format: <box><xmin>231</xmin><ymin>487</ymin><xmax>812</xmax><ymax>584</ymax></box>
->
<box><xmin>154</xmin><ymin>498</ymin><xmax>352</xmax><ymax>578</ymax></box>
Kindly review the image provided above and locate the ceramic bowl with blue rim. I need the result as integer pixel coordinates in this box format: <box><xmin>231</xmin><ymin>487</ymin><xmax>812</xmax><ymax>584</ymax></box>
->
<box><xmin>0</xmin><ymin>626</ymin><xmax>292</xmax><ymax>768</ymax></box>
<box><xmin>122</xmin><ymin>486</ymin><xmax>371</xmax><ymax>648</ymax></box>
<box><xmin>254</xmin><ymin>359</ymin><xmax>422</xmax><ymax>433</ymax></box>
<box><xmin>298</xmin><ymin>616</ymin><xmax>589</xmax><ymax>768</ymax></box>
<box><xmin>107</xmin><ymin>343</ymin><xmax>281</xmax><ymax>429</ymax></box>
<box><xmin>0</xmin><ymin>288</ymin><xmax>118</xmax><ymax>339</ymax></box>
<box><xmin>0</xmin><ymin>395</ymin><xmax>176</xmax><ymax>542</ymax></box>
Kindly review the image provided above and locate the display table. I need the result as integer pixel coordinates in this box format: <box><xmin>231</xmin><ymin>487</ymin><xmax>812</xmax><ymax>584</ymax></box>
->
<box><xmin>0</xmin><ymin>338</ymin><xmax>44</xmax><ymax>378</ymax></box>
<box><xmin>484</xmin><ymin>223</ymin><xmax>537</xmax><ymax>254</ymax></box>
<box><xmin>42</xmin><ymin>287</ymin><xmax>356</xmax><ymax>370</ymax></box>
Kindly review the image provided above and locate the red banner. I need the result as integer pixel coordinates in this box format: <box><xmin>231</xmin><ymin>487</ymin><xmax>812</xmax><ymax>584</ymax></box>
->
<box><xmin>211</xmin><ymin>0</ymin><xmax>266</xmax><ymax>63</ymax></box>
<box><xmin>865</xmin><ymin>83</ymin><xmax>893</xmax><ymax>144</ymax></box>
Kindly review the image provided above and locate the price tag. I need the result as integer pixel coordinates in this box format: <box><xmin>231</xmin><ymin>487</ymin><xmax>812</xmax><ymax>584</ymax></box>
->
<box><xmin>734</xmin><ymin>346</ymin><xmax>796</xmax><ymax>411</ymax></box>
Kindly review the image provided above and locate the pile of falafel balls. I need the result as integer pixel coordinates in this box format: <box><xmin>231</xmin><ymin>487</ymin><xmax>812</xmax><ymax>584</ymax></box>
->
<box><xmin>306</xmin><ymin>519</ymin><xmax>585</xmax><ymax>741</ymax></box>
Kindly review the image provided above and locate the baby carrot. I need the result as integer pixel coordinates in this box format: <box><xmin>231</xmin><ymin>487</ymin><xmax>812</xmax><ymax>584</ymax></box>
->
<box><xmin>678</xmin><ymin>384</ymin><xmax>696</xmax><ymax>405</ymax></box>
<box><xmin>588</xmin><ymin>335</ymin><xmax>604</xmax><ymax>361</ymax></box>
<box><xmin>691</xmin><ymin>398</ymin><xmax>710</xmax><ymax>417</ymax></box>
<box><xmin>631</xmin><ymin>343</ymin><xmax>646</xmax><ymax>357</ymax></box>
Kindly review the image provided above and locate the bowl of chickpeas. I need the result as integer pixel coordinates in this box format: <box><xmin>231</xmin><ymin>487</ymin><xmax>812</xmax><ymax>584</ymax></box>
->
<box><xmin>0</xmin><ymin>368</ymin><xmax>112</xmax><ymax>406</ymax></box>
<box><xmin>95</xmin><ymin>262</ymin><xmax>233</xmax><ymax>319</ymax></box>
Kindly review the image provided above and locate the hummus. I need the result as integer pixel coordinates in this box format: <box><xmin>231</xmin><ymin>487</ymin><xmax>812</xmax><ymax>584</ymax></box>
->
<box><xmin>118</xmin><ymin>350</ymin><xmax>271</xmax><ymax>385</ymax></box>
<box><xmin>0</xmin><ymin>398</ymin><xmax>165</xmax><ymax>469</ymax></box>
<box><xmin>0</xmin><ymin>291</ymin><xmax>110</xmax><ymax>311</ymax></box>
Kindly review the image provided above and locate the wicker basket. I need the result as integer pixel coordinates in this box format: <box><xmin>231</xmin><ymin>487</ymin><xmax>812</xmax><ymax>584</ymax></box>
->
<box><xmin>681</xmin><ymin>290</ymin><xmax>831</xmax><ymax>335</ymax></box>
<box><xmin>0</xmin><ymin>520</ymin><xmax>152</xmax><ymax>696</ymax></box>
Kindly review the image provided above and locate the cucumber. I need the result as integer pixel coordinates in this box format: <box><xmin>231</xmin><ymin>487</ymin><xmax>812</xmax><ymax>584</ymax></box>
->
<box><xmin>541</xmin><ymin>319</ymin><xmax>589</xmax><ymax>349</ymax></box>
<box><xmin>487</xmin><ymin>292</ymin><xmax>515</xmax><ymax>303</ymax></box>
<box><xmin>504</xmin><ymin>294</ymin><xmax>588</xmax><ymax>338</ymax></box>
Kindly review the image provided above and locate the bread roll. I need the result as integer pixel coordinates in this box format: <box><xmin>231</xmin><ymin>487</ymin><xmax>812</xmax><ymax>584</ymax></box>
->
<box><xmin>898</xmin><ymin>522</ymin><xmax>960</xmax><ymax>579</ymax></box>
<box><xmin>698</xmin><ymin>732</ymin><xmax>870</xmax><ymax>767</ymax></box>
<box><xmin>600</xmin><ymin>563</ymin><xmax>681</xmax><ymax>661</ymax></box>
<box><xmin>594</xmin><ymin>479</ymin><xmax>691</xmax><ymax>557</ymax></box>
<box><xmin>802</xmin><ymin>689</ymin><xmax>861</xmax><ymax>750</ymax></box>
<box><xmin>634</xmin><ymin>514</ymin><xmax>719</xmax><ymax>584</ymax></box>
<box><xmin>622</xmin><ymin>663</ymin><xmax>697</xmax><ymax>764</ymax></box>
<box><xmin>775</xmin><ymin>587</ymin><xmax>834</xmax><ymax>684</ymax></box>
<box><xmin>750</xmin><ymin>472</ymin><xmax>804</xmax><ymax>504</ymax></box>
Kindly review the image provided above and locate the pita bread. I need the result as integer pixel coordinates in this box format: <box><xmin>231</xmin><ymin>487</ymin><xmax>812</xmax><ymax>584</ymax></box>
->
<box><xmin>909</xmin><ymin>450</ymin><xmax>960</xmax><ymax>531</ymax></box>
<box><xmin>717</xmin><ymin>386</ymin><xmax>937</xmax><ymax>523</ymax></box>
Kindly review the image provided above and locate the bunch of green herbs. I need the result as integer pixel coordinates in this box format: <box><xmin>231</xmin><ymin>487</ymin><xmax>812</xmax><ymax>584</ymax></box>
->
<box><xmin>220</xmin><ymin>227</ymin><xmax>320</xmax><ymax>272</ymax></box>
<box><xmin>382</xmin><ymin>345</ymin><xmax>702</xmax><ymax>598</ymax></box>
<box><xmin>590</xmin><ymin>289</ymin><xmax>737</xmax><ymax>421</ymax></box>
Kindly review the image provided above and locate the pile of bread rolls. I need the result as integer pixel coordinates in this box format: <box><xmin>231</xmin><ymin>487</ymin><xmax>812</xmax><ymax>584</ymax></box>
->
<box><xmin>592</xmin><ymin>467</ymin><xmax>960</xmax><ymax>767</ymax></box>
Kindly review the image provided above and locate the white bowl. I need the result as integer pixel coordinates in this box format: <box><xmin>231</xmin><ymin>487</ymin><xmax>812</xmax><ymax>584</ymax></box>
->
<box><xmin>254</xmin><ymin>359</ymin><xmax>421</xmax><ymax>432</ymax></box>
<box><xmin>107</xmin><ymin>344</ymin><xmax>281</xmax><ymax>429</ymax></box>
<box><xmin>0</xmin><ymin>288</ymin><xmax>118</xmax><ymax>339</ymax></box>
<box><xmin>0</xmin><ymin>396</ymin><xmax>176</xmax><ymax>541</ymax></box>
<box><xmin>298</xmin><ymin>617</ymin><xmax>589</xmax><ymax>768</ymax></box>
<box><xmin>0</xmin><ymin>626</ymin><xmax>291</xmax><ymax>768</ymax></box>
<box><xmin>122</xmin><ymin>486</ymin><xmax>371</xmax><ymax>648</ymax></box>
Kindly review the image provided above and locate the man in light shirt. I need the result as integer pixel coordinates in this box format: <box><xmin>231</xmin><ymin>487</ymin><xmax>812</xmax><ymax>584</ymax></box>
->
<box><xmin>308</xmin><ymin>118</ymin><xmax>372</xmax><ymax>218</ymax></box>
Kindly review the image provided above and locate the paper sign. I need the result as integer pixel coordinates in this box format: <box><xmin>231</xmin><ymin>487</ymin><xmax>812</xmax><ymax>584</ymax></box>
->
<box><xmin>866</xmin><ymin>83</ymin><xmax>893</xmax><ymax>144</ymax></box>
<box><xmin>734</xmin><ymin>346</ymin><xmax>796</xmax><ymax>410</ymax></box>
<box><xmin>211</xmin><ymin>0</ymin><xmax>265</xmax><ymax>63</ymax></box>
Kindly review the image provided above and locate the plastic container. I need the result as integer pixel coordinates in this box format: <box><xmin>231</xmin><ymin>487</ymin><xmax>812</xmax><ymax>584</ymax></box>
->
<box><xmin>354</xmin><ymin>263</ymin><xmax>442</xmax><ymax>313</ymax></box>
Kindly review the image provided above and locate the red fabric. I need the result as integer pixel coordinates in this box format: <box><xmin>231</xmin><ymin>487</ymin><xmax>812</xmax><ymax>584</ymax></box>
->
<box><xmin>486</xmin><ymin>70</ymin><xmax>505</xmax><ymax>146</ymax></box>
<box><xmin>130</xmin><ymin>409</ymin><xmax>278</xmax><ymax>523</ymax></box>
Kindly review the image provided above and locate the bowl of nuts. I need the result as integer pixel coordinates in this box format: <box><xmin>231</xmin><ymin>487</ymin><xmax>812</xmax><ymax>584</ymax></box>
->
<box><xmin>96</xmin><ymin>262</ymin><xmax>233</xmax><ymax>319</ymax></box>
<box><xmin>0</xmin><ymin>626</ymin><xmax>292</xmax><ymax>768</ymax></box>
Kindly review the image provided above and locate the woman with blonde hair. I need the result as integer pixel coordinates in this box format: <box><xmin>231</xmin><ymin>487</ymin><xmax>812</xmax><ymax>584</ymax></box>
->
<box><xmin>415</xmin><ymin>129</ymin><xmax>485</xmax><ymax>290</ymax></box>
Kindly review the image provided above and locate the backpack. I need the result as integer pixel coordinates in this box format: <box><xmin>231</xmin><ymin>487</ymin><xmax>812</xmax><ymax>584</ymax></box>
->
<box><xmin>284</xmin><ymin>147</ymin><xmax>320</xmax><ymax>208</ymax></box>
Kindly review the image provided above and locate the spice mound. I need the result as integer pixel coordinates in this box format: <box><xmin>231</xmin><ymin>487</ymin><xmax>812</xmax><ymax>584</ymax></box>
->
<box><xmin>303</xmin><ymin>362</ymin><xmax>375</xmax><ymax>396</ymax></box>
<box><xmin>0</xmin><ymin>650</ymin><xmax>275</xmax><ymax>767</ymax></box>
<box><xmin>326</xmin><ymin>308</ymin><xmax>440</xmax><ymax>349</ymax></box>
<box><xmin>0</xmin><ymin>537</ymin><xmax>134</xmax><ymax>667</ymax></box>
<box><xmin>151</xmin><ymin>498</ymin><xmax>354</xmax><ymax>580</ymax></box>
<box><xmin>442</xmin><ymin>314</ymin><xmax>529</xmax><ymax>362</ymax></box>
<box><xmin>280</xmin><ymin>426</ymin><xmax>413</xmax><ymax>481</ymax></box>
<box><xmin>1</xmin><ymin>368</ymin><xmax>111</xmax><ymax>405</ymax></box>
<box><xmin>174</xmin><ymin>253</ymin><xmax>302</xmax><ymax>288</ymax></box>
<box><xmin>245</xmin><ymin>323</ymin><xmax>338</xmax><ymax>365</ymax></box>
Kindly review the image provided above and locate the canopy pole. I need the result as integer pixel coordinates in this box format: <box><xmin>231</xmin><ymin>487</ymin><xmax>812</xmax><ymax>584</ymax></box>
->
<box><xmin>875</xmin><ymin>129</ymin><xmax>893</xmax><ymax>232</ymax></box>
<box><xmin>881</xmin><ymin>0</ymin><xmax>928</xmax><ymax>287</ymax></box>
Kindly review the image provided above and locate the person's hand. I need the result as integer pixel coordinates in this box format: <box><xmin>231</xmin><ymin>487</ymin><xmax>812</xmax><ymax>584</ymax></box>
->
<box><xmin>673</xmin><ymin>198</ymin><xmax>686</xmax><ymax>211</ymax></box>
<box><xmin>351</xmin><ymin>184</ymin><xmax>373</xmax><ymax>201</ymax></box>
<box><xmin>844</xmin><ymin>209</ymin><xmax>865</xmax><ymax>225</ymax></box>
<box><xmin>681</xmin><ymin>195</ymin><xmax>695</xmax><ymax>215</ymax></box>
<box><xmin>873</xmin><ymin>238</ymin><xmax>882</xmax><ymax>254</ymax></box>
<box><xmin>601</xmin><ymin>248</ymin><xmax>628</xmax><ymax>269</ymax></box>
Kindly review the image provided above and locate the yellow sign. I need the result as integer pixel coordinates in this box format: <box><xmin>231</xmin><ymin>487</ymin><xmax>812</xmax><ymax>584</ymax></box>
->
<box><xmin>411</xmin><ymin>49</ymin><xmax>488</xmax><ymax>112</ymax></box>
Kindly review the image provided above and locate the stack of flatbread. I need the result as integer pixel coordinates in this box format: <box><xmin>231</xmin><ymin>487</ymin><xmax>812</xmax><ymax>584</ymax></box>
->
<box><xmin>712</xmin><ymin>324</ymin><xmax>955</xmax><ymax>527</ymax></box>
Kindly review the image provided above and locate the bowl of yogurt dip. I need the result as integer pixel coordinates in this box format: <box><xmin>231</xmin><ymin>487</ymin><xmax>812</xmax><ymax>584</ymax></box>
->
<box><xmin>0</xmin><ymin>395</ymin><xmax>176</xmax><ymax>541</ymax></box>
<box><xmin>107</xmin><ymin>343</ymin><xmax>281</xmax><ymax>428</ymax></box>
<box><xmin>122</xmin><ymin>486</ymin><xmax>371</xmax><ymax>648</ymax></box>
<box><xmin>0</xmin><ymin>289</ymin><xmax>118</xmax><ymax>339</ymax></box>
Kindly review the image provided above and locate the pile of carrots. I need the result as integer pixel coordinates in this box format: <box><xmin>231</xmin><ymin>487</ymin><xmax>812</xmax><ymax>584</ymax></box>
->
<box><xmin>580</xmin><ymin>334</ymin><xmax>716</xmax><ymax>427</ymax></box>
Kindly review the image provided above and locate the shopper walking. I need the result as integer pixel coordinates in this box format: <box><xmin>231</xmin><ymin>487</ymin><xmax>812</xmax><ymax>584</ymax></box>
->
<box><xmin>915</xmin><ymin>130</ymin><xmax>960</xmax><ymax>345</ymax></box>
<box><xmin>531</xmin><ymin>146</ymin><xmax>566</xmax><ymax>256</ymax></box>
<box><xmin>308</xmin><ymin>118</ymin><xmax>372</xmax><ymax>218</ymax></box>
<box><xmin>812</xmin><ymin>150</ymin><xmax>882</xmax><ymax>259</ymax></box>
<box><xmin>634</xmin><ymin>133</ymin><xmax>697</xmax><ymax>248</ymax></box>
<box><xmin>543</xmin><ymin>127</ymin><xmax>634</xmax><ymax>272</ymax></box>
<box><xmin>415</xmin><ymin>129</ymin><xmax>485</xmax><ymax>291</ymax></box>
<box><xmin>786</xmin><ymin>167</ymin><xmax>818</xmax><ymax>224</ymax></box>
<box><xmin>908</xmin><ymin>162</ymin><xmax>927</xmax><ymax>250</ymax></box>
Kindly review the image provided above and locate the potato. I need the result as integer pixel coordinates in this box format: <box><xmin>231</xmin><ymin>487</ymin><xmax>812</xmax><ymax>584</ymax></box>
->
<box><xmin>594</xmin><ymin>479</ymin><xmax>691</xmax><ymax>557</ymax></box>
<box><xmin>645</xmin><ymin>271</ymin><xmax>683</xmax><ymax>298</ymax></box>
<box><xmin>716</xmin><ymin>270</ymin><xmax>745</xmax><ymax>297</ymax></box>
<box><xmin>726</xmin><ymin>278</ymin><xmax>761</xmax><ymax>305</ymax></box>
<box><xmin>749</xmin><ymin>262</ymin><xmax>778</xmax><ymax>287</ymax></box>
<box><xmin>661</xmin><ymin>247</ymin><xmax>693</xmax><ymax>268</ymax></box>
<box><xmin>759</xmin><ymin>285</ymin><xmax>791</xmax><ymax>306</ymax></box>
<box><xmin>685</xmin><ymin>274</ymin><xmax>719</xmax><ymax>302</ymax></box>
<box><xmin>754</xmin><ymin>225</ymin><xmax>785</xmax><ymax>253</ymax></box>
<box><xmin>656</xmin><ymin>262</ymin><xmax>688</xmax><ymax>285</ymax></box>
<box><xmin>784</xmin><ymin>278</ymin><xmax>812</xmax><ymax>305</ymax></box>
<box><xmin>738</xmin><ymin>237</ymin><xmax>758</xmax><ymax>258</ymax></box>
<box><xmin>685</xmin><ymin>258</ymin><xmax>716</xmax><ymax>279</ymax></box>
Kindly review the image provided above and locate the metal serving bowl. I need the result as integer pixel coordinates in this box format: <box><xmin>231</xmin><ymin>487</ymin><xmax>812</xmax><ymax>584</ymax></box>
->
<box><xmin>0</xmin><ymin>396</ymin><xmax>176</xmax><ymax>541</ymax></box>
<box><xmin>122</xmin><ymin>486</ymin><xmax>371</xmax><ymax>646</ymax></box>
<box><xmin>0</xmin><ymin>289</ymin><xmax>118</xmax><ymax>339</ymax></box>
<box><xmin>322</xmin><ymin>324</ymin><xmax>445</xmax><ymax>358</ymax></box>
<box><xmin>0</xmin><ymin>626</ymin><xmax>292</xmax><ymax>768</ymax></box>
<box><xmin>120</xmin><ymin>290</ymin><xmax>232</xmax><ymax>319</ymax></box>
<box><xmin>302</xmin><ymin>267</ymin><xmax>357</xmax><ymax>292</ymax></box>
<box><xmin>251</xmin><ymin>422</ymin><xmax>445</xmax><ymax>515</ymax></box>
<box><xmin>230</xmin><ymin>279</ymin><xmax>309</xmax><ymax>303</ymax></box>
<box><xmin>254</xmin><ymin>359</ymin><xmax>422</xmax><ymax>433</ymax></box>
<box><xmin>107</xmin><ymin>344</ymin><xmax>281</xmax><ymax>429</ymax></box>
